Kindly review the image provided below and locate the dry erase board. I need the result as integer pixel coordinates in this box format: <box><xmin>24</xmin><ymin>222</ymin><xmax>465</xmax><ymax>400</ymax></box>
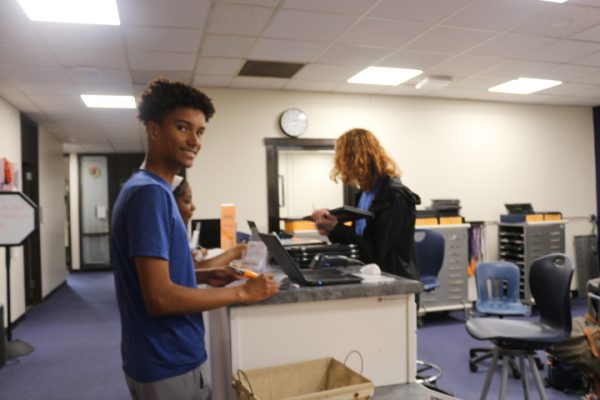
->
<box><xmin>0</xmin><ymin>192</ymin><xmax>38</xmax><ymax>246</ymax></box>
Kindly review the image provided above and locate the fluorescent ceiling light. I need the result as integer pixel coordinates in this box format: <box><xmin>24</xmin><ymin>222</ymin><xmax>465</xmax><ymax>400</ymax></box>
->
<box><xmin>540</xmin><ymin>0</ymin><xmax>568</xmax><ymax>3</ymax></box>
<box><xmin>488</xmin><ymin>77</ymin><xmax>562</xmax><ymax>95</ymax></box>
<box><xmin>18</xmin><ymin>0</ymin><xmax>120</xmax><ymax>25</ymax></box>
<box><xmin>348</xmin><ymin>67</ymin><xmax>423</xmax><ymax>86</ymax></box>
<box><xmin>81</xmin><ymin>95</ymin><xmax>136</xmax><ymax>109</ymax></box>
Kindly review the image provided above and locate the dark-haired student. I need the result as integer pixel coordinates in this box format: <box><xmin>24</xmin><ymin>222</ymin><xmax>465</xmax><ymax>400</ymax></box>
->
<box><xmin>111</xmin><ymin>78</ymin><xmax>279</xmax><ymax>400</ymax></box>
<box><xmin>173</xmin><ymin>178</ymin><xmax>247</xmax><ymax>269</ymax></box>
<box><xmin>311</xmin><ymin>128</ymin><xmax>421</xmax><ymax>281</ymax></box>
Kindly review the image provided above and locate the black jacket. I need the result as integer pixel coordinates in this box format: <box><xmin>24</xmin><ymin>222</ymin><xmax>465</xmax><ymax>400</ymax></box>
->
<box><xmin>328</xmin><ymin>176</ymin><xmax>421</xmax><ymax>281</ymax></box>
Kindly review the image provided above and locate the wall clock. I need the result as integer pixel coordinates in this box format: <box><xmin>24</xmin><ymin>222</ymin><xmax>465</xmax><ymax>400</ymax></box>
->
<box><xmin>279</xmin><ymin>108</ymin><xmax>308</xmax><ymax>138</ymax></box>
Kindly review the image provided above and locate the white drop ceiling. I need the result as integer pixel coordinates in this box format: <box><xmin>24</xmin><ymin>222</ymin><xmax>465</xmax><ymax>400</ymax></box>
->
<box><xmin>2</xmin><ymin>0</ymin><xmax>600</xmax><ymax>152</ymax></box>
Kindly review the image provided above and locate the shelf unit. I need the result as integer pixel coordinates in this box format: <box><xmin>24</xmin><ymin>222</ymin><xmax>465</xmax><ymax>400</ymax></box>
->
<box><xmin>498</xmin><ymin>221</ymin><xmax>566</xmax><ymax>304</ymax></box>
<box><xmin>419</xmin><ymin>224</ymin><xmax>471</xmax><ymax>318</ymax></box>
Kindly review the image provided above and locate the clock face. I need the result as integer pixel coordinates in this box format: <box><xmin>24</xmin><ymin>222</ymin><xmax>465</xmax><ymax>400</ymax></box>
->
<box><xmin>279</xmin><ymin>108</ymin><xmax>308</xmax><ymax>138</ymax></box>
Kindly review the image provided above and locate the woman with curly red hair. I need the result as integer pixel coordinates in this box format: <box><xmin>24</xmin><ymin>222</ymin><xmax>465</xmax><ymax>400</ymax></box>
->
<box><xmin>312</xmin><ymin>128</ymin><xmax>421</xmax><ymax>281</ymax></box>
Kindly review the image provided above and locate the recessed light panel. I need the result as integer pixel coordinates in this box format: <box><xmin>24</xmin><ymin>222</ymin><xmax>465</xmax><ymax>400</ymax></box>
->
<box><xmin>18</xmin><ymin>0</ymin><xmax>120</xmax><ymax>25</ymax></box>
<box><xmin>348</xmin><ymin>67</ymin><xmax>423</xmax><ymax>86</ymax></box>
<box><xmin>488</xmin><ymin>78</ymin><xmax>562</xmax><ymax>95</ymax></box>
<box><xmin>81</xmin><ymin>95</ymin><xmax>136</xmax><ymax>109</ymax></box>
<box><xmin>540</xmin><ymin>0</ymin><xmax>568</xmax><ymax>3</ymax></box>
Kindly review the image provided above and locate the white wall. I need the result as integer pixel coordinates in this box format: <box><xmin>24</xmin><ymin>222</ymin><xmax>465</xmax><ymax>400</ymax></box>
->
<box><xmin>0</xmin><ymin>97</ymin><xmax>25</xmax><ymax>326</ymax></box>
<box><xmin>38</xmin><ymin>127</ymin><xmax>67</xmax><ymax>296</ymax></box>
<box><xmin>188</xmin><ymin>88</ymin><xmax>596</xmax><ymax>262</ymax></box>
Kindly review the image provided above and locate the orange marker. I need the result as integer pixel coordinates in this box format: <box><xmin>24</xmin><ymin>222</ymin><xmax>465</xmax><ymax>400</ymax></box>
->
<box><xmin>230</xmin><ymin>265</ymin><xmax>259</xmax><ymax>279</ymax></box>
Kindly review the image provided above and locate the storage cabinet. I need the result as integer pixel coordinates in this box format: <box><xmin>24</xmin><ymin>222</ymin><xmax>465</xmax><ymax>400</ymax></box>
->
<box><xmin>419</xmin><ymin>224</ymin><xmax>470</xmax><ymax>316</ymax></box>
<box><xmin>498</xmin><ymin>222</ymin><xmax>565</xmax><ymax>303</ymax></box>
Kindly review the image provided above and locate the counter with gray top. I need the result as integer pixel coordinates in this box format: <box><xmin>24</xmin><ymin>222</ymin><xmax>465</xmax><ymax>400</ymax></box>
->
<box><xmin>207</xmin><ymin>271</ymin><xmax>422</xmax><ymax>400</ymax></box>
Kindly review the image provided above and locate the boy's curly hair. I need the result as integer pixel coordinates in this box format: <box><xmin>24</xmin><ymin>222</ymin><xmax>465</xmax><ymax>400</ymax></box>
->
<box><xmin>137</xmin><ymin>78</ymin><xmax>215</xmax><ymax>124</ymax></box>
<box><xmin>331</xmin><ymin>128</ymin><xmax>400</xmax><ymax>191</ymax></box>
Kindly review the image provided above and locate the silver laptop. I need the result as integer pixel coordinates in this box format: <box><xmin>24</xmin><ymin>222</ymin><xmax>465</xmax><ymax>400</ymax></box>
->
<box><xmin>258</xmin><ymin>233</ymin><xmax>362</xmax><ymax>286</ymax></box>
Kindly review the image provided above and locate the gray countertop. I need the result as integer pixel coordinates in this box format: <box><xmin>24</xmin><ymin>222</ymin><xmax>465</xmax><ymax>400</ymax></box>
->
<box><xmin>231</xmin><ymin>267</ymin><xmax>423</xmax><ymax>307</ymax></box>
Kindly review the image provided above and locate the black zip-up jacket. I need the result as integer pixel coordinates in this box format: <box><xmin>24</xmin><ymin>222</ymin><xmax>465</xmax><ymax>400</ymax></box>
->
<box><xmin>328</xmin><ymin>176</ymin><xmax>421</xmax><ymax>281</ymax></box>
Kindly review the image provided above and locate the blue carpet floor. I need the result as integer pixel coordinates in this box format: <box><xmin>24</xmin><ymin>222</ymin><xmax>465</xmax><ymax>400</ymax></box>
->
<box><xmin>0</xmin><ymin>272</ymin><xmax>589</xmax><ymax>399</ymax></box>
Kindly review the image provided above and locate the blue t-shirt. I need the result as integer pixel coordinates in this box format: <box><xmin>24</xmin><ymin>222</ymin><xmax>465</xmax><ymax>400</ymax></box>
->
<box><xmin>355</xmin><ymin>179</ymin><xmax>383</xmax><ymax>236</ymax></box>
<box><xmin>111</xmin><ymin>170</ymin><xmax>206</xmax><ymax>382</ymax></box>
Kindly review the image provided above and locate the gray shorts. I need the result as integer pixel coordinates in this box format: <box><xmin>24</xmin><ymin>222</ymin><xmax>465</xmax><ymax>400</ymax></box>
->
<box><xmin>126</xmin><ymin>364</ymin><xmax>211</xmax><ymax>400</ymax></box>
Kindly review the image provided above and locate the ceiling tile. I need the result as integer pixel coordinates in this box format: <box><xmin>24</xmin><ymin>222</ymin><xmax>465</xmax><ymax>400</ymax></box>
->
<box><xmin>249</xmin><ymin>38</ymin><xmax>327</xmax><ymax>63</ymax></box>
<box><xmin>467</xmin><ymin>33</ymin><xmax>555</xmax><ymax>59</ymax></box>
<box><xmin>207</xmin><ymin>4</ymin><xmax>274</xmax><ymax>36</ymax></box>
<box><xmin>369</xmin><ymin>0</ymin><xmax>471</xmax><ymax>23</ymax></box>
<box><xmin>444</xmin><ymin>0</ymin><xmax>550</xmax><ymax>31</ymax></box>
<box><xmin>339</xmin><ymin>18</ymin><xmax>430</xmax><ymax>48</ymax></box>
<box><xmin>0</xmin><ymin>0</ymin><xmax>29</xmax><ymax>20</ymax></box>
<box><xmin>28</xmin><ymin>94</ymin><xmax>85</xmax><ymax>113</ymax></box>
<box><xmin>377</xmin><ymin>50</ymin><xmax>451</xmax><ymax>70</ymax></box>
<box><xmin>316</xmin><ymin>44</ymin><xmax>393</xmax><ymax>66</ymax></box>
<box><xmin>293</xmin><ymin>64</ymin><xmax>362</xmax><ymax>81</ymax></box>
<box><xmin>124</xmin><ymin>27</ymin><xmax>204</xmax><ymax>53</ymax></box>
<box><xmin>15</xmin><ymin>82</ymin><xmax>79</xmax><ymax>96</ymax></box>
<box><xmin>131</xmin><ymin>70</ymin><xmax>193</xmax><ymax>85</ymax></box>
<box><xmin>0</xmin><ymin>91</ymin><xmax>40</xmax><ymax>113</ymax></box>
<box><xmin>70</xmin><ymin>69</ymin><xmax>133</xmax><ymax>91</ymax></box>
<box><xmin>452</xmin><ymin>74</ymin><xmax>511</xmax><ymax>90</ymax></box>
<box><xmin>0</xmin><ymin>20</ymin><xmax>44</xmax><ymax>46</ymax></box>
<box><xmin>0</xmin><ymin>45</ymin><xmax>58</xmax><ymax>67</ymax></box>
<box><xmin>571</xmin><ymin>70</ymin><xmax>600</xmax><ymax>85</ymax></box>
<box><xmin>129</xmin><ymin>51</ymin><xmax>196</xmax><ymax>71</ymax></box>
<box><xmin>37</xmin><ymin>24</ymin><xmax>123</xmax><ymax>50</ymax></box>
<box><xmin>118</xmin><ymin>0</ymin><xmax>211</xmax><ymax>28</ymax></box>
<box><xmin>217</xmin><ymin>0</ymin><xmax>280</xmax><ymax>6</ymax></box>
<box><xmin>539</xmin><ymin>82</ymin><xmax>594</xmax><ymax>95</ymax></box>
<box><xmin>195</xmin><ymin>57</ymin><xmax>244</xmax><ymax>75</ymax></box>
<box><xmin>201</xmin><ymin>35</ymin><xmax>256</xmax><ymax>58</ymax></box>
<box><xmin>484</xmin><ymin>60</ymin><xmax>555</xmax><ymax>77</ymax></box>
<box><xmin>283</xmin><ymin>79</ymin><xmax>339</xmax><ymax>92</ymax></box>
<box><xmin>193</xmin><ymin>75</ymin><xmax>234</xmax><ymax>87</ymax></box>
<box><xmin>429</xmin><ymin>55</ymin><xmax>504</xmax><ymax>77</ymax></box>
<box><xmin>572</xmin><ymin>50</ymin><xmax>600</xmax><ymax>66</ymax></box>
<box><xmin>282</xmin><ymin>0</ymin><xmax>377</xmax><ymax>15</ymax></box>
<box><xmin>514</xmin><ymin>4</ymin><xmax>600</xmax><ymax>39</ymax></box>
<box><xmin>527</xmin><ymin>39</ymin><xmax>600</xmax><ymax>63</ymax></box>
<box><xmin>405</xmin><ymin>27</ymin><xmax>497</xmax><ymax>54</ymax></box>
<box><xmin>81</xmin><ymin>143</ymin><xmax>117</xmax><ymax>153</ymax></box>
<box><xmin>334</xmin><ymin>82</ymin><xmax>388</xmax><ymax>95</ymax></box>
<box><xmin>572</xmin><ymin>24</ymin><xmax>600</xmax><ymax>42</ymax></box>
<box><xmin>534</xmin><ymin>63</ymin><xmax>599</xmax><ymax>81</ymax></box>
<box><xmin>262</xmin><ymin>10</ymin><xmax>356</xmax><ymax>41</ymax></box>
<box><xmin>230</xmin><ymin>76</ymin><xmax>288</xmax><ymax>89</ymax></box>
<box><xmin>53</xmin><ymin>48</ymin><xmax>128</xmax><ymax>70</ymax></box>
<box><xmin>0</xmin><ymin>65</ymin><xmax>69</xmax><ymax>83</ymax></box>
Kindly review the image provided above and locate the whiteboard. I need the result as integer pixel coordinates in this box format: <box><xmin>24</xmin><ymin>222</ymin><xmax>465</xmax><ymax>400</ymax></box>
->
<box><xmin>0</xmin><ymin>192</ymin><xmax>38</xmax><ymax>246</ymax></box>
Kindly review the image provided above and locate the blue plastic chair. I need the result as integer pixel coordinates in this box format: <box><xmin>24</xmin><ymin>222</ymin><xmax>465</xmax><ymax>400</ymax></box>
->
<box><xmin>469</xmin><ymin>262</ymin><xmax>531</xmax><ymax>374</ymax></box>
<box><xmin>465</xmin><ymin>253</ymin><xmax>574</xmax><ymax>400</ymax></box>
<box><xmin>414</xmin><ymin>229</ymin><xmax>445</xmax><ymax>292</ymax></box>
<box><xmin>414</xmin><ymin>229</ymin><xmax>445</xmax><ymax>385</ymax></box>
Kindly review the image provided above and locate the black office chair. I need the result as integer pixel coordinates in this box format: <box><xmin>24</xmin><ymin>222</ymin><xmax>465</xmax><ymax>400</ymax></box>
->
<box><xmin>468</xmin><ymin>261</ymin><xmax>530</xmax><ymax>377</ymax></box>
<box><xmin>465</xmin><ymin>253</ymin><xmax>574</xmax><ymax>399</ymax></box>
<box><xmin>414</xmin><ymin>229</ymin><xmax>445</xmax><ymax>385</ymax></box>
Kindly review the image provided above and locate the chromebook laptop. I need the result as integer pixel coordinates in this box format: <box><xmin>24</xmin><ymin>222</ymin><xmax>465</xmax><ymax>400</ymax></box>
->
<box><xmin>258</xmin><ymin>233</ymin><xmax>362</xmax><ymax>286</ymax></box>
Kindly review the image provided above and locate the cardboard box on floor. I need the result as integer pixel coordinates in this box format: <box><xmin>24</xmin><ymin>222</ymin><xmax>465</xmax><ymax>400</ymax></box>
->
<box><xmin>232</xmin><ymin>357</ymin><xmax>374</xmax><ymax>400</ymax></box>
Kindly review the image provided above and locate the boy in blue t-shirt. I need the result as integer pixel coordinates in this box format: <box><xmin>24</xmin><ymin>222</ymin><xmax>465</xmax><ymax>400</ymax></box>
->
<box><xmin>111</xmin><ymin>78</ymin><xmax>279</xmax><ymax>400</ymax></box>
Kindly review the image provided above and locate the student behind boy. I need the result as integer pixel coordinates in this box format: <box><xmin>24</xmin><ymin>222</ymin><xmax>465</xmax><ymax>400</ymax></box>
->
<box><xmin>111</xmin><ymin>78</ymin><xmax>279</xmax><ymax>400</ymax></box>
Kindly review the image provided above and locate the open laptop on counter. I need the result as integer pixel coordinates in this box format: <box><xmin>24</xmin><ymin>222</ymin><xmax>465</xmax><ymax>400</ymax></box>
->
<box><xmin>258</xmin><ymin>232</ymin><xmax>362</xmax><ymax>286</ymax></box>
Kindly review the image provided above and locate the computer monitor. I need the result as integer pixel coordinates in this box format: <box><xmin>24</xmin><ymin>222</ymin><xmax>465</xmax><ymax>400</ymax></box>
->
<box><xmin>190</xmin><ymin>218</ymin><xmax>220</xmax><ymax>248</ymax></box>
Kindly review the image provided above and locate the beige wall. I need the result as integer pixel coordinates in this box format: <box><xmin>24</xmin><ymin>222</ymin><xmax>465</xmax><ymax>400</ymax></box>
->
<box><xmin>38</xmin><ymin>127</ymin><xmax>67</xmax><ymax>296</ymax></box>
<box><xmin>188</xmin><ymin>88</ymin><xmax>596</xmax><ymax>261</ymax></box>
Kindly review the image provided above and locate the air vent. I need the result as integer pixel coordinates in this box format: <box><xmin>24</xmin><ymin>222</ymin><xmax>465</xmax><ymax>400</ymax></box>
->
<box><xmin>238</xmin><ymin>60</ymin><xmax>305</xmax><ymax>79</ymax></box>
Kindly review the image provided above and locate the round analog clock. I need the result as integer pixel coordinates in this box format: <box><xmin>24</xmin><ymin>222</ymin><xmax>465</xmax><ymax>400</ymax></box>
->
<box><xmin>279</xmin><ymin>108</ymin><xmax>308</xmax><ymax>138</ymax></box>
